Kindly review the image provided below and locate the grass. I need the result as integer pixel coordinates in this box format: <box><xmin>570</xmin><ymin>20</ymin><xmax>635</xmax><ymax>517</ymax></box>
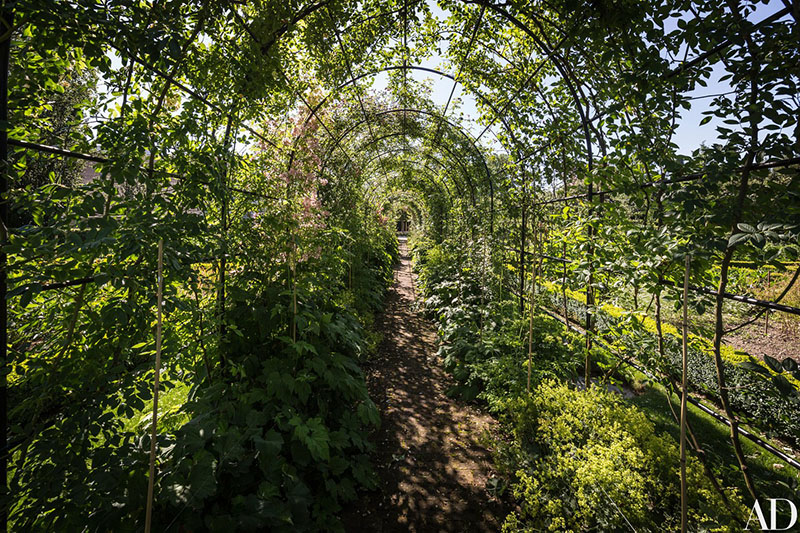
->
<box><xmin>621</xmin><ymin>365</ymin><xmax>800</xmax><ymax>501</ymax></box>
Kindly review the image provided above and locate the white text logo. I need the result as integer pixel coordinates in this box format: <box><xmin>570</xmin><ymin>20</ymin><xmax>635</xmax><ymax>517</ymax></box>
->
<box><xmin>745</xmin><ymin>498</ymin><xmax>798</xmax><ymax>531</ymax></box>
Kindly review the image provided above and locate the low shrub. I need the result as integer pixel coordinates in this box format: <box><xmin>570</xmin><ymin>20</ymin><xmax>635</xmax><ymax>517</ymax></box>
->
<box><xmin>499</xmin><ymin>380</ymin><xmax>744</xmax><ymax>532</ymax></box>
<box><xmin>540</xmin><ymin>283</ymin><xmax>800</xmax><ymax>445</ymax></box>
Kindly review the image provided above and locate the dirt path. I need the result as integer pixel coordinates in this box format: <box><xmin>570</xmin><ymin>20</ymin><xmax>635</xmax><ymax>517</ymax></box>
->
<box><xmin>345</xmin><ymin>240</ymin><xmax>506</xmax><ymax>532</ymax></box>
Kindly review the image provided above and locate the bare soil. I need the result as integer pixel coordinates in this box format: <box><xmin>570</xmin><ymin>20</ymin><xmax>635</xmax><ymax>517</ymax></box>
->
<box><xmin>726</xmin><ymin>315</ymin><xmax>799</xmax><ymax>365</ymax></box>
<box><xmin>343</xmin><ymin>241</ymin><xmax>507</xmax><ymax>532</ymax></box>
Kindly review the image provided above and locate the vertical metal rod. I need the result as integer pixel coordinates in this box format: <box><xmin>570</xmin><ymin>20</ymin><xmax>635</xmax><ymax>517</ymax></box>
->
<box><xmin>481</xmin><ymin>235</ymin><xmax>487</xmax><ymax>333</ymax></box>
<box><xmin>527</xmin><ymin>210</ymin><xmax>536</xmax><ymax>393</ymax></box>
<box><xmin>217</xmin><ymin>117</ymin><xmax>233</xmax><ymax>349</ymax></box>
<box><xmin>0</xmin><ymin>8</ymin><xmax>13</xmax><ymax>529</ymax></box>
<box><xmin>680</xmin><ymin>255</ymin><xmax>690</xmax><ymax>533</ymax></box>
<box><xmin>585</xmin><ymin>175</ymin><xmax>594</xmax><ymax>387</ymax></box>
<box><xmin>765</xmin><ymin>270</ymin><xmax>771</xmax><ymax>335</ymax></box>
<box><xmin>292</xmin><ymin>231</ymin><xmax>297</xmax><ymax>343</ymax></box>
<box><xmin>519</xmin><ymin>172</ymin><xmax>527</xmax><ymax>315</ymax></box>
<box><xmin>145</xmin><ymin>239</ymin><xmax>165</xmax><ymax>533</ymax></box>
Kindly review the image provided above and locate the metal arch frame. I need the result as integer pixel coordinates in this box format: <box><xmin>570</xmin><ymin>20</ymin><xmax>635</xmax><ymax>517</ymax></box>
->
<box><xmin>468</xmin><ymin>0</ymin><xmax>594</xmax><ymax>166</ymax></box>
<box><xmin>379</xmin><ymin>191</ymin><xmax>427</xmax><ymax>225</ymax></box>
<box><xmin>258</xmin><ymin>1</ymin><xmax>585</xmax><ymax>221</ymax></box>
<box><xmin>363</xmin><ymin>165</ymin><xmax>459</xmax><ymax>231</ymax></box>
<box><xmin>233</xmin><ymin>0</ymin><xmax>601</xmax><ymax>239</ymax></box>
<box><xmin>293</xmin><ymin>63</ymin><xmax>568</xmax><ymax>204</ymax></box>
<box><xmin>326</xmin><ymin>7</ymin><xmax>392</xmax><ymax>183</ymax></box>
<box><xmin>376</xmin><ymin>190</ymin><xmax>428</xmax><ymax>231</ymax></box>
<box><xmin>283</xmin><ymin>0</ymin><xmax>595</xmax><ymax>161</ymax></box>
<box><xmin>432</xmin><ymin>6</ymin><xmax>485</xmax><ymax>144</ymax></box>
<box><xmin>358</xmin><ymin>144</ymin><xmax>469</xmax><ymax>201</ymax></box>
<box><xmin>361</xmin><ymin>148</ymin><xmax>456</xmax><ymax>199</ymax></box>
<box><xmin>363</xmin><ymin>159</ymin><xmax>455</xmax><ymax>206</ymax></box>
<box><xmin>218</xmin><ymin>1</ymin><xmax>598</xmax><ymax>196</ymax></box>
<box><xmin>301</xmin><ymin>65</ymin><xmax>516</xmax><ymax>152</ymax></box>
<box><xmin>286</xmin><ymin>66</ymin><xmax>577</xmax><ymax>190</ymax></box>
<box><xmin>355</xmin><ymin>141</ymin><xmax>459</xmax><ymax>199</ymax></box>
<box><xmin>339</xmin><ymin>130</ymin><xmax>473</xmax><ymax>199</ymax></box>
<box><xmin>378</xmin><ymin>190</ymin><xmax>426</xmax><ymax>222</ymax></box>
<box><xmin>319</xmin><ymin>107</ymin><xmax>493</xmax><ymax>203</ymax></box>
<box><xmin>320</xmin><ymin>112</ymin><xmax>478</xmax><ymax>209</ymax></box>
<box><xmin>354</xmin><ymin>139</ymin><xmax>495</xmax><ymax>236</ymax></box>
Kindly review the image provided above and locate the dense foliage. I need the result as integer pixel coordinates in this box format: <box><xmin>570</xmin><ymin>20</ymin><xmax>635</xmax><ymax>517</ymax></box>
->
<box><xmin>6</xmin><ymin>0</ymin><xmax>798</xmax><ymax>529</ymax></box>
<box><xmin>411</xmin><ymin>232</ymin><xmax>795</xmax><ymax>529</ymax></box>
<box><xmin>540</xmin><ymin>283</ymin><xmax>800</xmax><ymax>445</ymax></box>
<box><xmin>500</xmin><ymin>380</ymin><xmax>742</xmax><ymax>532</ymax></box>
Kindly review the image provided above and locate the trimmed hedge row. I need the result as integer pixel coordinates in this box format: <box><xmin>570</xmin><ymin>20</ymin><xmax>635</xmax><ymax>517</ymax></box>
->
<box><xmin>540</xmin><ymin>283</ymin><xmax>800</xmax><ymax>446</ymax></box>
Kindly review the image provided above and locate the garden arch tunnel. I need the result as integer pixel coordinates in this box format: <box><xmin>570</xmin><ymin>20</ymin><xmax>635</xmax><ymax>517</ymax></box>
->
<box><xmin>5</xmin><ymin>2</ymin><xmax>800</xmax><ymax>529</ymax></box>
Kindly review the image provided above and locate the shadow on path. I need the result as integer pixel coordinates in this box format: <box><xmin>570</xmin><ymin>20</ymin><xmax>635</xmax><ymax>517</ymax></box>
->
<box><xmin>344</xmin><ymin>241</ymin><xmax>506</xmax><ymax>532</ymax></box>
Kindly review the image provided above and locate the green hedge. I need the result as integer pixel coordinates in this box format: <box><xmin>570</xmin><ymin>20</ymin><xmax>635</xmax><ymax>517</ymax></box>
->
<box><xmin>540</xmin><ymin>284</ymin><xmax>800</xmax><ymax>446</ymax></box>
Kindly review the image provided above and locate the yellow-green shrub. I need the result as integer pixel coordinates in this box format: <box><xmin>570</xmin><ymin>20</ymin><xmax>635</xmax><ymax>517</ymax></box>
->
<box><xmin>501</xmin><ymin>380</ymin><xmax>744</xmax><ymax>532</ymax></box>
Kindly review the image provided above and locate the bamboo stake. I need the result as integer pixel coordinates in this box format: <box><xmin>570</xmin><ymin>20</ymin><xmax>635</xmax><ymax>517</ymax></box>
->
<box><xmin>765</xmin><ymin>270</ymin><xmax>770</xmax><ymax>335</ymax></box>
<box><xmin>680</xmin><ymin>255</ymin><xmax>690</xmax><ymax>533</ymax></box>
<box><xmin>145</xmin><ymin>238</ymin><xmax>164</xmax><ymax>533</ymax></box>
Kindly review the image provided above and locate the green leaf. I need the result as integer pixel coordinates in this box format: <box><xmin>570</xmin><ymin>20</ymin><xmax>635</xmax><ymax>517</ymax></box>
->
<box><xmin>781</xmin><ymin>359</ymin><xmax>797</xmax><ymax>372</ymax></box>
<box><xmin>737</xmin><ymin>361</ymin><xmax>770</xmax><ymax>376</ymax></box>
<box><xmin>764</xmin><ymin>355</ymin><xmax>783</xmax><ymax>373</ymax></box>
<box><xmin>737</xmin><ymin>223</ymin><xmax>756</xmax><ymax>233</ymax></box>
<box><xmin>727</xmin><ymin>233</ymin><xmax>749</xmax><ymax>248</ymax></box>
<box><xmin>188</xmin><ymin>454</ymin><xmax>217</xmax><ymax>501</ymax></box>
<box><xmin>246</xmin><ymin>409</ymin><xmax>267</xmax><ymax>428</ymax></box>
<box><xmin>772</xmin><ymin>375</ymin><xmax>797</xmax><ymax>397</ymax></box>
<box><xmin>357</xmin><ymin>401</ymin><xmax>379</xmax><ymax>427</ymax></box>
<box><xmin>254</xmin><ymin>429</ymin><xmax>283</xmax><ymax>458</ymax></box>
<box><xmin>295</xmin><ymin>418</ymin><xmax>330</xmax><ymax>462</ymax></box>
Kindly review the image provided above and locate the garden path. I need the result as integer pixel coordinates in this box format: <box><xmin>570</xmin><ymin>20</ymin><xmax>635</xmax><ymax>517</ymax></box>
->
<box><xmin>344</xmin><ymin>240</ymin><xmax>506</xmax><ymax>532</ymax></box>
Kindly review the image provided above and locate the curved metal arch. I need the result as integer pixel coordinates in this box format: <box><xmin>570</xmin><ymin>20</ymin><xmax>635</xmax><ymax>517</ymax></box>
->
<box><xmin>469</xmin><ymin>1</ymin><xmax>593</xmax><ymax>167</ymax></box>
<box><xmin>311</xmin><ymin>2</ymin><xmax>594</xmax><ymax>157</ymax></box>
<box><xmin>379</xmin><ymin>192</ymin><xmax>427</xmax><ymax>227</ymax></box>
<box><xmin>361</xmin><ymin>146</ymin><xmax>495</xmax><ymax>239</ymax></box>
<box><xmin>304</xmin><ymin>65</ymin><xmax>520</xmax><ymax>154</ymax></box>
<box><xmin>364</xmin><ymin>160</ymin><xmax>456</xmax><ymax>207</ymax></box>
<box><xmin>379</xmin><ymin>189</ymin><xmax>426</xmax><ymax>218</ymax></box>
<box><xmin>362</xmin><ymin>151</ymin><xmax>456</xmax><ymax>201</ymax></box>
<box><xmin>233</xmin><ymin>0</ymin><xmax>595</xmax><ymax>230</ymax></box>
<box><xmin>320</xmin><ymin>107</ymin><xmax>492</xmax><ymax>200</ymax></box>
<box><xmin>360</xmin><ymin>147</ymin><xmax>469</xmax><ymax>203</ymax></box>
<box><xmin>324</xmin><ymin>107</ymin><xmax>497</xmax><ymax>229</ymax></box>
<box><xmin>323</xmin><ymin>133</ymin><xmax>464</xmax><ymax>202</ymax></box>
<box><xmin>235</xmin><ymin>0</ymin><xmax>595</xmax><ymax>168</ymax></box>
<box><xmin>342</xmin><ymin>130</ymin><xmax>479</xmax><ymax>199</ymax></box>
<box><xmin>323</xmin><ymin>114</ymin><xmax>478</xmax><ymax>204</ymax></box>
<box><xmin>356</xmin><ymin>141</ymin><xmax>459</xmax><ymax>199</ymax></box>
